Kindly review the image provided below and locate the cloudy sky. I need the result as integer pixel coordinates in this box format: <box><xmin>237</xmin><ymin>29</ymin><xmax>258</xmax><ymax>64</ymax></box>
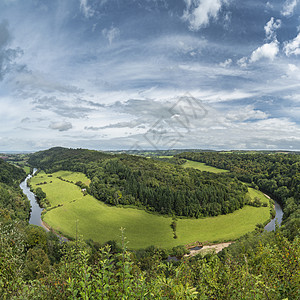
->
<box><xmin>0</xmin><ymin>0</ymin><xmax>300</xmax><ymax>151</ymax></box>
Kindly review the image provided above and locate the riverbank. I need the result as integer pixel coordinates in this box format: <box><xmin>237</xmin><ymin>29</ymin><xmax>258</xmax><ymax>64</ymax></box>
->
<box><xmin>42</xmin><ymin>220</ymin><xmax>69</xmax><ymax>242</ymax></box>
<box><xmin>185</xmin><ymin>242</ymin><xmax>234</xmax><ymax>257</ymax></box>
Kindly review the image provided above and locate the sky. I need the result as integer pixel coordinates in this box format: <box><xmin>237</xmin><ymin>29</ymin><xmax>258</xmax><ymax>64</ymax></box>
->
<box><xmin>0</xmin><ymin>0</ymin><xmax>300</xmax><ymax>151</ymax></box>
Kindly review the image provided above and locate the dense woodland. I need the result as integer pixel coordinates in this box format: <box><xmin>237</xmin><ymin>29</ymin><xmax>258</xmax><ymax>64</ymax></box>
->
<box><xmin>28</xmin><ymin>147</ymin><xmax>247</xmax><ymax>218</ymax></box>
<box><xmin>0</xmin><ymin>159</ymin><xmax>30</xmax><ymax>221</ymax></box>
<box><xmin>177</xmin><ymin>152</ymin><xmax>300</xmax><ymax>239</ymax></box>
<box><xmin>0</xmin><ymin>150</ymin><xmax>299</xmax><ymax>299</ymax></box>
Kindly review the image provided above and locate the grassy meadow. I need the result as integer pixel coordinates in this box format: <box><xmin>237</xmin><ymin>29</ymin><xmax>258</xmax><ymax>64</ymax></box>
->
<box><xmin>182</xmin><ymin>160</ymin><xmax>229</xmax><ymax>173</ymax></box>
<box><xmin>30</xmin><ymin>170</ymin><xmax>270</xmax><ymax>249</ymax></box>
<box><xmin>247</xmin><ymin>187</ymin><xmax>270</xmax><ymax>205</ymax></box>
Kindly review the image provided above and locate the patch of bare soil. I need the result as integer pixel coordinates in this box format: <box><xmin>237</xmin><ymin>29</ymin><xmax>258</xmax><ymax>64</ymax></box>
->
<box><xmin>185</xmin><ymin>242</ymin><xmax>233</xmax><ymax>257</ymax></box>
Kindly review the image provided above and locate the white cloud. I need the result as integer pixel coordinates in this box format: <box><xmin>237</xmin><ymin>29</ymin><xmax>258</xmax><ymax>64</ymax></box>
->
<box><xmin>286</xmin><ymin>64</ymin><xmax>300</xmax><ymax>80</ymax></box>
<box><xmin>264</xmin><ymin>17</ymin><xmax>281</xmax><ymax>41</ymax></box>
<box><xmin>219</xmin><ymin>58</ymin><xmax>232</xmax><ymax>68</ymax></box>
<box><xmin>281</xmin><ymin>0</ymin><xmax>298</xmax><ymax>17</ymax></box>
<box><xmin>182</xmin><ymin>0</ymin><xmax>227</xmax><ymax>31</ymax></box>
<box><xmin>102</xmin><ymin>26</ymin><xmax>120</xmax><ymax>45</ymax></box>
<box><xmin>266</xmin><ymin>2</ymin><xmax>273</xmax><ymax>10</ymax></box>
<box><xmin>250</xmin><ymin>41</ymin><xmax>279</xmax><ymax>63</ymax></box>
<box><xmin>283</xmin><ymin>32</ymin><xmax>300</xmax><ymax>56</ymax></box>
<box><xmin>49</xmin><ymin>121</ymin><xmax>72</xmax><ymax>132</ymax></box>
<box><xmin>237</xmin><ymin>56</ymin><xmax>248</xmax><ymax>68</ymax></box>
<box><xmin>288</xmin><ymin>64</ymin><xmax>299</xmax><ymax>72</ymax></box>
<box><xmin>79</xmin><ymin>0</ymin><xmax>94</xmax><ymax>18</ymax></box>
<box><xmin>237</xmin><ymin>18</ymin><xmax>281</xmax><ymax>67</ymax></box>
<box><xmin>226</xmin><ymin>106</ymin><xmax>268</xmax><ymax>122</ymax></box>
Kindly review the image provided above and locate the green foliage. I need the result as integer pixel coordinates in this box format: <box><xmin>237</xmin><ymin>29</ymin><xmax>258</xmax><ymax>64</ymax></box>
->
<box><xmin>170</xmin><ymin>245</ymin><xmax>189</xmax><ymax>258</ymax></box>
<box><xmin>24</xmin><ymin>248</ymin><xmax>50</xmax><ymax>280</ymax></box>
<box><xmin>0</xmin><ymin>159</ymin><xmax>30</xmax><ymax>222</ymax></box>
<box><xmin>0</xmin><ymin>182</ymin><xmax>31</xmax><ymax>221</ymax></box>
<box><xmin>171</xmin><ymin>220</ymin><xmax>178</xmax><ymax>239</ymax></box>
<box><xmin>29</xmin><ymin>147</ymin><xmax>248</xmax><ymax>219</ymax></box>
<box><xmin>35</xmin><ymin>187</ymin><xmax>46</xmax><ymax>200</ymax></box>
<box><xmin>0</xmin><ymin>219</ymin><xmax>299</xmax><ymax>299</ymax></box>
<box><xmin>177</xmin><ymin>151</ymin><xmax>300</xmax><ymax>239</ymax></box>
<box><xmin>0</xmin><ymin>158</ymin><xmax>26</xmax><ymax>186</ymax></box>
<box><xmin>177</xmin><ymin>151</ymin><xmax>300</xmax><ymax>206</ymax></box>
<box><xmin>0</xmin><ymin>221</ymin><xmax>26</xmax><ymax>299</ymax></box>
<box><xmin>25</xmin><ymin>224</ymin><xmax>48</xmax><ymax>252</ymax></box>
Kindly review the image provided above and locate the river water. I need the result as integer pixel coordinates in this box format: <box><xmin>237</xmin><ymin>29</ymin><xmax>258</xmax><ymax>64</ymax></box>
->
<box><xmin>19</xmin><ymin>168</ymin><xmax>43</xmax><ymax>226</ymax></box>
<box><xmin>264</xmin><ymin>200</ymin><xmax>283</xmax><ymax>231</ymax></box>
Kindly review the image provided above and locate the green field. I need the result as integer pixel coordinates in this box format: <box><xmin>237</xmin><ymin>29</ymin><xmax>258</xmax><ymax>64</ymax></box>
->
<box><xmin>23</xmin><ymin>165</ymin><xmax>31</xmax><ymax>174</ymax></box>
<box><xmin>182</xmin><ymin>160</ymin><xmax>229</xmax><ymax>173</ymax></box>
<box><xmin>247</xmin><ymin>187</ymin><xmax>269</xmax><ymax>205</ymax></box>
<box><xmin>30</xmin><ymin>171</ymin><xmax>270</xmax><ymax>249</ymax></box>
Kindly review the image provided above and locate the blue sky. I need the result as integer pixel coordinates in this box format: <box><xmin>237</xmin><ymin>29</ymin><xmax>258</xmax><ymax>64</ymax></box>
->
<box><xmin>0</xmin><ymin>0</ymin><xmax>299</xmax><ymax>151</ymax></box>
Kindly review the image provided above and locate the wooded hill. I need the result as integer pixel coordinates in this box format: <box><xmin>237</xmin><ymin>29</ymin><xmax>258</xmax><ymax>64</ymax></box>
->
<box><xmin>28</xmin><ymin>147</ymin><xmax>248</xmax><ymax>218</ymax></box>
<box><xmin>177</xmin><ymin>151</ymin><xmax>300</xmax><ymax>239</ymax></box>
<box><xmin>0</xmin><ymin>159</ymin><xmax>30</xmax><ymax>221</ymax></box>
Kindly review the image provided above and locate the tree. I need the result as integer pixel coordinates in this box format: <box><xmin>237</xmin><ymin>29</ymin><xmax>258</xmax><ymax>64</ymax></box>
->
<box><xmin>24</xmin><ymin>248</ymin><xmax>50</xmax><ymax>280</ymax></box>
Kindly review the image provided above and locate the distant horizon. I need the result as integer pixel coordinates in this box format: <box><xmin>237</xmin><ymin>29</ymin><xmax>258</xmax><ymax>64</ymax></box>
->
<box><xmin>1</xmin><ymin>146</ymin><xmax>300</xmax><ymax>155</ymax></box>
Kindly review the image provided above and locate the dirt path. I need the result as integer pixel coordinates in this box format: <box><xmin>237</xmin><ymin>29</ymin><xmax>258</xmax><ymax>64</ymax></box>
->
<box><xmin>42</xmin><ymin>221</ymin><xmax>69</xmax><ymax>242</ymax></box>
<box><xmin>185</xmin><ymin>242</ymin><xmax>233</xmax><ymax>257</ymax></box>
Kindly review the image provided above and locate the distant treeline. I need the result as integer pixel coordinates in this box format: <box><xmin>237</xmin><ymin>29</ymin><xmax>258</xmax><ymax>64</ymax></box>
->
<box><xmin>28</xmin><ymin>147</ymin><xmax>247</xmax><ymax>218</ymax></box>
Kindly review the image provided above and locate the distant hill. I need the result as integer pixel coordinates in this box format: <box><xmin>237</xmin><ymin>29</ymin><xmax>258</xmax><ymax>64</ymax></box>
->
<box><xmin>0</xmin><ymin>158</ymin><xmax>26</xmax><ymax>186</ymax></box>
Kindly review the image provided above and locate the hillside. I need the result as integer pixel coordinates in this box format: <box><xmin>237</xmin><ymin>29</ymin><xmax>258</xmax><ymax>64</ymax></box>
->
<box><xmin>29</xmin><ymin>147</ymin><xmax>249</xmax><ymax>218</ymax></box>
<box><xmin>177</xmin><ymin>151</ymin><xmax>300</xmax><ymax>239</ymax></box>
<box><xmin>0</xmin><ymin>159</ymin><xmax>30</xmax><ymax>222</ymax></box>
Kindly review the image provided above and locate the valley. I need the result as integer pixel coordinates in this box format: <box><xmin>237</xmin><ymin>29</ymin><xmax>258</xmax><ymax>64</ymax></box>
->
<box><xmin>28</xmin><ymin>159</ymin><xmax>271</xmax><ymax>249</ymax></box>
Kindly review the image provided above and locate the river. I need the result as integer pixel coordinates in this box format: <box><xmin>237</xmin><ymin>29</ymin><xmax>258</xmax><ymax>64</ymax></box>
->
<box><xmin>19</xmin><ymin>168</ymin><xmax>43</xmax><ymax>226</ymax></box>
<box><xmin>264</xmin><ymin>200</ymin><xmax>284</xmax><ymax>231</ymax></box>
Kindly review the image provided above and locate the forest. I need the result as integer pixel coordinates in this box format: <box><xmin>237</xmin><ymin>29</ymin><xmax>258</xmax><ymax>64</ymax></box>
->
<box><xmin>177</xmin><ymin>151</ymin><xmax>300</xmax><ymax>239</ymax></box>
<box><xmin>28</xmin><ymin>147</ymin><xmax>247</xmax><ymax>218</ymax></box>
<box><xmin>0</xmin><ymin>150</ymin><xmax>299</xmax><ymax>299</ymax></box>
<box><xmin>0</xmin><ymin>159</ymin><xmax>30</xmax><ymax>221</ymax></box>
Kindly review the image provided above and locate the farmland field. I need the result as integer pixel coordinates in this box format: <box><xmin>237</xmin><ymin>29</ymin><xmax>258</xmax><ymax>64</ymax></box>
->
<box><xmin>182</xmin><ymin>160</ymin><xmax>229</xmax><ymax>173</ymax></box>
<box><xmin>30</xmin><ymin>171</ymin><xmax>270</xmax><ymax>249</ymax></box>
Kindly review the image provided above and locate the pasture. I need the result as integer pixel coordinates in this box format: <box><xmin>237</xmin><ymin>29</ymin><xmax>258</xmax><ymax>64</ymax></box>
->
<box><xmin>31</xmin><ymin>171</ymin><xmax>270</xmax><ymax>249</ymax></box>
<box><xmin>182</xmin><ymin>160</ymin><xmax>229</xmax><ymax>173</ymax></box>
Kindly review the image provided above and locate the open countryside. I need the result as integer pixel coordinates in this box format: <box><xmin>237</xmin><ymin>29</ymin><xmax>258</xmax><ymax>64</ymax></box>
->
<box><xmin>30</xmin><ymin>169</ymin><xmax>270</xmax><ymax>249</ymax></box>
